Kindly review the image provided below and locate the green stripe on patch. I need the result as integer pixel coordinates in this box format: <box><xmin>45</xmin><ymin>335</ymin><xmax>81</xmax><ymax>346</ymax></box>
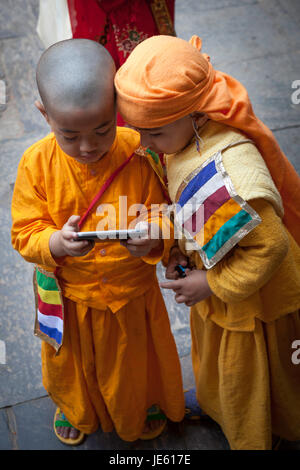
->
<box><xmin>203</xmin><ymin>209</ymin><xmax>252</xmax><ymax>260</ymax></box>
<box><xmin>36</xmin><ymin>269</ymin><xmax>59</xmax><ymax>291</ymax></box>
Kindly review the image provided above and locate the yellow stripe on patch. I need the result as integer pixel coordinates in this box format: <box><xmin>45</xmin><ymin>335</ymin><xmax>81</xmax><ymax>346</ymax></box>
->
<box><xmin>200</xmin><ymin>198</ymin><xmax>242</xmax><ymax>246</ymax></box>
<box><xmin>37</xmin><ymin>285</ymin><xmax>61</xmax><ymax>305</ymax></box>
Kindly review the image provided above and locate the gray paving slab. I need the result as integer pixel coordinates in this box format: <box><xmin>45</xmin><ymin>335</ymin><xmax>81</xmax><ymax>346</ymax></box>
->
<box><xmin>273</xmin><ymin>127</ymin><xmax>300</xmax><ymax>174</ymax></box>
<box><xmin>219</xmin><ymin>51</ymin><xmax>300</xmax><ymax>131</ymax></box>
<box><xmin>175</xmin><ymin>0</ymin><xmax>300</xmax><ymax>66</ymax></box>
<box><xmin>0</xmin><ymin>135</ymin><xmax>49</xmax><ymax>409</ymax></box>
<box><xmin>277</xmin><ymin>0</ymin><xmax>300</xmax><ymax>25</ymax></box>
<box><xmin>0</xmin><ymin>99</ymin><xmax>25</xmax><ymax>141</ymax></box>
<box><xmin>0</xmin><ymin>0</ymin><xmax>40</xmax><ymax>38</ymax></box>
<box><xmin>184</xmin><ymin>419</ymin><xmax>230</xmax><ymax>450</ymax></box>
<box><xmin>0</xmin><ymin>227</ymin><xmax>45</xmax><ymax>408</ymax></box>
<box><xmin>6</xmin><ymin>394</ymin><xmax>220</xmax><ymax>450</ymax></box>
<box><xmin>175</xmin><ymin>1</ymin><xmax>300</xmax><ymax>133</ymax></box>
<box><xmin>157</xmin><ymin>263</ymin><xmax>191</xmax><ymax>358</ymax></box>
<box><xmin>0</xmin><ymin>34</ymin><xmax>48</xmax><ymax>137</ymax></box>
<box><xmin>0</xmin><ymin>408</ymin><xmax>12</xmax><ymax>450</ymax></box>
<box><xmin>7</xmin><ymin>394</ymin><xmax>230</xmax><ymax>450</ymax></box>
<box><xmin>180</xmin><ymin>355</ymin><xmax>195</xmax><ymax>392</ymax></box>
<box><xmin>3</xmin><ymin>394</ymin><xmax>300</xmax><ymax>450</ymax></box>
<box><xmin>9</xmin><ymin>397</ymin><xmax>71</xmax><ymax>450</ymax></box>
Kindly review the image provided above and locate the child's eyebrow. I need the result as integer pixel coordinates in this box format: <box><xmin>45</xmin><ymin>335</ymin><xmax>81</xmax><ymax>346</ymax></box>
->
<box><xmin>59</xmin><ymin>121</ymin><xmax>111</xmax><ymax>134</ymax></box>
<box><xmin>59</xmin><ymin>128</ymin><xmax>79</xmax><ymax>133</ymax></box>
<box><xmin>94</xmin><ymin>121</ymin><xmax>111</xmax><ymax>130</ymax></box>
<box><xmin>137</xmin><ymin>127</ymin><xmax>161</xmax><ymax>131</ymax></box>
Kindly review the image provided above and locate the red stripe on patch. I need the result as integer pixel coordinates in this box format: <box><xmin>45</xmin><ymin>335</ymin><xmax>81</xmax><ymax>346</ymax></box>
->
<box><xmin>183</xmin><ymin>186</ymin><xmax>231</xmax><ymax>236</ymax></box>
<box><xmin>37</xmin><ymin>293</ymin><xmax>63</xmax><ymax>319</ymax></box>
<box><xmin>203</xmin><ymin>185</ymin><xmax>231</xmax><ymax>225</ymax></box>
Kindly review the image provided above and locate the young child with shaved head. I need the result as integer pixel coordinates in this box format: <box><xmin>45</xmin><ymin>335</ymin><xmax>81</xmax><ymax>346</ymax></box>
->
<box><xmin>11</xmin><ymin>38</ymin><xmax>185</xmax><ymax>445</ymax></box>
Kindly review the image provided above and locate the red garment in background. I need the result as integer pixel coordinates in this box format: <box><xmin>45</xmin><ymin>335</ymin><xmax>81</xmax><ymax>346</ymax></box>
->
<box><xmin>67</xmin><ymin>0</ymin><xmax>175</xmax><ymax>127</ymax></box>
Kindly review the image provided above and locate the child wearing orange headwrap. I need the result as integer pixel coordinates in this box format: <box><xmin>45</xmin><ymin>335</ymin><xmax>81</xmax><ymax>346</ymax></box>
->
<box><xmin>115</xmin><ymin>35</ymin><xmax>300</xmax><ymax>450</ymax></box>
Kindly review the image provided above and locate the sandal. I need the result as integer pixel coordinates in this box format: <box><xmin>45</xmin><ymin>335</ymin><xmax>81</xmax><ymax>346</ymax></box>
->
<box><xmin>139</xmin><ymin>404</ymin><xmax>167</xmax><ymax>440</ymax></box>
<box><xmin>184</xmin><ymin>389</ymin><xmax>207</xmax><ymax>421</ymax></box>
<box><xmin>53</xmin><ymin>407</ymin><xmax>85</xmax><ymax>446</ymax></box>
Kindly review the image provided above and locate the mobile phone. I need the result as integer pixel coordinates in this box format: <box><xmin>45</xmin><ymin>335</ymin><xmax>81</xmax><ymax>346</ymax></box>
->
<box><xmin>75</xmin><ymin>228</ymin><xmax>148</xmax><ymax>242</ymax></box>
<box><xmin>175</xmin><ymin>264</ymin><xmax>187</xmax><ymax>278</ymax></box>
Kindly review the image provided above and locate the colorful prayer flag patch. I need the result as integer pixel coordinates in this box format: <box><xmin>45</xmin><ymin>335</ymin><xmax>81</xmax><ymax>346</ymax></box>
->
<box><xmin>175</xmin><ymin>150</ymin><xmax>261</xmax><ymax>269</ymax></box>
<box><xmin>33</xmin><ymin>267</ymin><xmax>64</xmax><ymax>352</ymax></box>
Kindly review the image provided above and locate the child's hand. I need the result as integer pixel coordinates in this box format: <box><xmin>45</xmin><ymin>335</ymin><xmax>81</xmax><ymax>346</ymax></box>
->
<box><xmin>160</xmin><ymin>269</ymin><xmax>212</xmax><ymax>306</ymax></box>
<box><xmin>50</xmin><ymin>215</ymin><xmax>95</xmax><ymax>258</ymax></box>
<box><xmin>120</xmin><ymin>223</ymin><xmax>163</xmax><ymax>257</ymax></box>
<box><xmin>165</xmin><ymin>245</ymin><xmax>191</xmax><ymax>280</ymax></box>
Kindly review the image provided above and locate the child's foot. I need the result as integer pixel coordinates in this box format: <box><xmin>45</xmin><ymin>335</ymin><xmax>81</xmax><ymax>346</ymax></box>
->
<box><xmin>142</xmin><ymin>418</ymin><xmax>166</xmax><ymax>434</ymax></box>
<box><xmin>54</xmin><ymin>408</ymin><xmax>85</xmax><ymax>445</ymax></box>
<box><xmin>140</xmin><ymin>405</ymin><xmax>167</xmax><ymax>440</ymax></box>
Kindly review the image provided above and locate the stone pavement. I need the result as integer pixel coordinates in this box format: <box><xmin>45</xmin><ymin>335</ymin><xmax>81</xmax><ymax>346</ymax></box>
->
<box><xmin>0</xmin><ymin>0</ymin><xmax>299</xmax><ymax>451</ymax></box>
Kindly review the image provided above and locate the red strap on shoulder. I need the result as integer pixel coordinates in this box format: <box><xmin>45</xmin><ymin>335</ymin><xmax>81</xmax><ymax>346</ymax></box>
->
<box><xmin>78</xmin><ymin>152</ymin><xmax>135</xmax><ymax>229</ymax></box>
<box><xmin>53</xmin><ymin>152</ymin><xmax>135</xmax><ymax>277</ymax></box>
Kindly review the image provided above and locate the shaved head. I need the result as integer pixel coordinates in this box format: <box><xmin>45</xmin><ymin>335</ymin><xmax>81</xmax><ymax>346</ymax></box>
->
<box><xmin>36</xmin><ymin>39</ymin><xmax>116</xmax><ymax>117</ymax></box>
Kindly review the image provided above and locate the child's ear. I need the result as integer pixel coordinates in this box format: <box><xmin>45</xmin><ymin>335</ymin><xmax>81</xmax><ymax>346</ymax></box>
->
<box><xmin>34</xmin><ymin>100</ymin><xmax>50</xmax><ymax>124</ymax></box>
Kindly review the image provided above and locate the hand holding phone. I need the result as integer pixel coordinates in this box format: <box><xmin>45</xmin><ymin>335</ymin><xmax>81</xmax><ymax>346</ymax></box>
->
<box><xmin>50</xmin><ymin>215</ymin><xmax>95</xmax><ymax>258</ymax></box>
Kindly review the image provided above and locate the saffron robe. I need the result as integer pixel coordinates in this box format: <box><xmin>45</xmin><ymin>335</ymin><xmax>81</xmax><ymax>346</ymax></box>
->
<box><xmin>166</xmin><ymin>120</ymin><xmax>300</xmax><ymax>449</ymax></box>
<box><xmin>11</xmin><ymin>127</ymin><xmax>185</xmax><ymax>440</ymax></box>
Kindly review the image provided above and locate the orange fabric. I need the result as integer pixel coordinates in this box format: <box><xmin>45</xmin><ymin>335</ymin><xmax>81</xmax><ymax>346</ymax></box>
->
<box><xmin>115</xmin><ymin>35</ymin><xmax>300</xmax><ymax>245</ymax></box>
<box><xmin>11</xmin><ymin>126</ymin><xmax>184</xmax><ymax>440</ymax></box>
<box><xmin>42</xmin><ymin>288</ymin><xmax>185</xmax><ymax>441</ymax></box>
<box><xmin>11</xmin><ymin>127</ymin><xmax>173</xmax><ymax>313</ymax></box>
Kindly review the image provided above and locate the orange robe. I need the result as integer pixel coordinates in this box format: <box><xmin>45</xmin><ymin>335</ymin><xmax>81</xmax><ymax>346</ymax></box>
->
<box><xmin>11</xmin><ymin>127</ymin><xmax>185</xmax><ymax>440</ymax></box>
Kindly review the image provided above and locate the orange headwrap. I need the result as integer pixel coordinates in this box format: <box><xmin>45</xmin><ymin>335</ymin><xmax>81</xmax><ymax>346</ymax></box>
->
<box><xmin>115</xmin><ymin>35</ymin><xmax>300</xmax><ymax>244</ymax></box>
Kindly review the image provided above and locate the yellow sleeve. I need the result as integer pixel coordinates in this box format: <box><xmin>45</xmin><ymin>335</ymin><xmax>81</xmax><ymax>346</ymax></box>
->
<box><xmin>11</xmin><ymin>151</ymin><xmax>61</xmax><ymax>269</ymax></box>
<box><xmin>206</xmin><ymin>199</ymin><xmax>289</xmax><ymax>303</ymax></box>
<box><xmin>137</xmin><ymin>156</ymin><xmax>174</xmax><ymax>265</ymax></box>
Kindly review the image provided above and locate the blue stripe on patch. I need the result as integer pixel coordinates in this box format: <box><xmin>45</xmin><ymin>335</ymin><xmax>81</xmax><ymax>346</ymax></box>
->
<box><xmin>178</xmin><ymin>160</ymin><xmax>217</xmax><ymax>207</ymax></box>
<box><xmin>39</xmin><ymin>322</ymin><xmax>62</xmax><ymax>345</ymax></box>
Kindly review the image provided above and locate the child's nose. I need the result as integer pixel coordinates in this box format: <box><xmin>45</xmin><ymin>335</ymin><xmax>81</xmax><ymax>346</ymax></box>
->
<box><xmin>140</xmin><ymin>133</ymin><xmax>152</xmax><ymax>149</ymax></box>
<box><xmin>80</xmin><ymin>138</ymin><xmax>97</xmax><ymax>153</ymax></box>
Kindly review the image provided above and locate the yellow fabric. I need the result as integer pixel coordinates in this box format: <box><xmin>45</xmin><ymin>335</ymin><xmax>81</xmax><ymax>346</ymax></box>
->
<box><xmin>42</xmin><ymin>287</ymin><xmax>185</xmax><ymax>441</ymax></box>
<box><xmin>166</xmin><ymin>120</ymin><xmax>283</xmax><ymax>218</ymax></box>
<box><xmin>166</xmin><ymin>124</ymin><xmax>300</xmax><ymax>330</ymax></box>
<box><xmin>164</xmin><ymin>121</ymin><xmax>300</xmax><ymax>448</ymax></box>
<box><xmin>191</xmin><ymin>310</ymin><xmax>300</xmax><ymax>449</ymax></box>
<box><xmin>205</xmin><ymin>199</ymin><xmax>300</xmax><ymax>329</ymax></box>
<box><xmin>166</xmin><ymin>122</ymin><xmax>300</xmax><ymax>330</ymax></box>
<box><xmin>11</xmin><ymin>127</ymin><xmax>173</xmax><ymax>313</ymax></box>
<box><xmin>190</xmin><ymin>199</ymin><xmax>300</xmax><ymax>448</ymax></box>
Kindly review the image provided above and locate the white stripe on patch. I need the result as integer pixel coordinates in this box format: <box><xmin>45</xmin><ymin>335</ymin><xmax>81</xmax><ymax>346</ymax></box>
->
<box><xmin>37</xmin><ymin>310</ymin><xmax>63</xmax><ymax>333</ymax></box>
<box><xmin>177</xmin><ymin>172</ymin><xmax>224</xmax><ymax>225</ymax></box>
